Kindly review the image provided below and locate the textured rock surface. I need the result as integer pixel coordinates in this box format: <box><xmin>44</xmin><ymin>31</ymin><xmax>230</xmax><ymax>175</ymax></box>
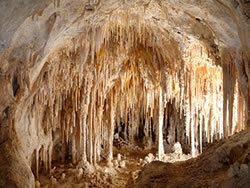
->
<box><xmin>0</xmin><ymin>0</ymin><xmax>250</xmax><ymax>187</ymax></box>
<box><xmin>131</xmin><ymin>130</ymin><xmax>250</xmax><ymax>188</ymax></box>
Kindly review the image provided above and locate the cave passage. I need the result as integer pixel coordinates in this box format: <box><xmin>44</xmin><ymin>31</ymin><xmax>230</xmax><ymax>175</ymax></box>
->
<box><xmin>1</xmin><ymin>1</ymin><xmax>249</xmax><ymax>187</ymax></box>
<box><xmin>26</xmin><ymin>23</ymin><xmax>246</xmax><ymax>178</ymax></box>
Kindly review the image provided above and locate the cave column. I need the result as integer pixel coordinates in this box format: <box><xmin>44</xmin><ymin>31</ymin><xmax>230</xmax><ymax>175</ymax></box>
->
<box><xmin>247</xmin><ymin>87</ymin><xmax>250</xmax><ymax>129</ymax></box>
<box><xmin>190</xmin><ymin>71</ymin><xmax>196</xmax><ymax>157</ymax></box>
<box><xmin>158</xmin><ymin>87</ymin><xmax>164</xmax><ymax>159</ymax></box>
<box><xmin>107</xmin><ymin>92</ymin><xmax>114</xmax><ymax>166</ymax></box>
<box><xmin>72</xmin><ymin>132</ymin><xmax>77</xmax><ymax>164</ymax></box>
<box><xmin>88</xmin><ymin>90</ymin><xmax>93</xmax><ymax>164</ymax></box>
<box><xmin>82</xmin><ymin>103</ymin><xmax>89</xmax><ymax>161</ymax></box>
<box><xmin>191</xmin><ymin>112</ymin><xmax>196</xmax><ymax>157</ymax></box>
<box><xmin>199</xmin><ymin>113</ymin><xmax>203</xmax><ymax>153</ymax></box>
<box><xmin>35</xmin><ymin>148</ymin><xmax>39</xmax><ymax>178</ymax></box>
<box><xmin>222</xmin><ymin>63</ymin><xmax>229</xmax><ymax>138</ymax></box>
<box><xmin>48</xmin><ymin>144</ymin><xmax>52</xmax><ymax>172</ymax></box>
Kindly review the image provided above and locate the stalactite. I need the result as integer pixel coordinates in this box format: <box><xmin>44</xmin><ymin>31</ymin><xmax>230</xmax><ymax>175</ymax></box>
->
<box><xmin>48</xmin><ymin>144</ymin><xmax>52</xmax><ymax>172</ymax></box>
<box><xmin>72</xmin><ymin>132</ymin><xmax>77</xmax><ymax>164</ymax></box>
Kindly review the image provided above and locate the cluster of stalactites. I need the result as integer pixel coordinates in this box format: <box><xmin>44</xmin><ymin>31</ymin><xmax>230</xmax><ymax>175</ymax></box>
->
<box><xmin>112</xmin><ymin>60</ymin><xmax>246</xmax><ymax>158</ymax></box>
<box><xmin>26</xmin><ymin>22</ymin><xmax>164</xmax><ymax>174</ymax></box>
<box><xmin>180</xmin><ymin>44</ymin><xmax>246</xmax><ymax>156</ymax></box>
<box><xmin>26</xmin><ymin>21</ymin><xmax>246</xmax><ymax>176</ymax></box>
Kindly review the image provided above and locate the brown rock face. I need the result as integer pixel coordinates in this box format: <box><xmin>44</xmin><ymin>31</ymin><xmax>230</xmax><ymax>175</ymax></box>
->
<box><xmin>131</xmin><ymin>131</ymin><xmax>250</xmax><ymax>188</ymax></box>
<box><xmin>0</xmin><ymin>0</ymin><xmax>249</xmax><ymax>187</ymax></box>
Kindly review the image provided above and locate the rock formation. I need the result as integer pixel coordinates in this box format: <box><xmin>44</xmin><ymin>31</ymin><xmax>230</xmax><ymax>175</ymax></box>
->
<box><xmin>0</xmin><ymin>0</ymin><xmax>249</xmax><ymax>187</ymax></box>
<box><xmin>131</xmin><ymin>130</ymin><xmax>250</xmax><ymax>187</ymax></box>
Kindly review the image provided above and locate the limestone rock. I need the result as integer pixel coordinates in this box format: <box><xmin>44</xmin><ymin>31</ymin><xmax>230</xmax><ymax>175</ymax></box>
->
<box><xmin>113</xmin><ymin>159</ymin><xmax>119</xmax><ymax>168</ymax></box>
<box><xmin>117</xmin><ymin>153</ymin><xmax>122</xmax><ymax>161</ymax></box>
<box><xmin>76</xmin><ymin>168</ymin><xmax>84</xmax><ymax>181</ymax></box>
<box><xmin>61</xmin><ymin>173</ymin><xmax>66</xmax><ymax>181</ymax></box>
<box><xmin>78</xmin><ymin>161</ymin><xmax>95</xmax><ymax>175</ymax></box>
<box><xmin>50</xmin><ymin>176</ymin><xmax>57</xmax><ymax>187</ymax></box>
<box><xmin>173</xmin><ymin>142</ymin><xmax>183</xmax><ymax>155</ymax></box>
<box><xmin>35</xmin><ymin>180</ymin><xmax>40</xmax><ymax>188</ymax></box>
<box><xmin>119</xmin><ymin>160</ymin><xmax>126</xmax><ymax>168</ymax></box>
<box><xmin>144</xmin><ymin>153</ymin><xmax>155</xmax><ymax>164</ymax></box>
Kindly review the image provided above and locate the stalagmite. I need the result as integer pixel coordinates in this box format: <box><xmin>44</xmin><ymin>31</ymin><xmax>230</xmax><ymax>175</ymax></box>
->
<box><xmin>158</xmin><ymin>86</ymin><xmax>164</xmax><ymax>159</ymax></box>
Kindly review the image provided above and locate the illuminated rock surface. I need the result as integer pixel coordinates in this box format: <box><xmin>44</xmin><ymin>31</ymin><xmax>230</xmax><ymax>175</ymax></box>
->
<box><xmin>0</xmin><ymin>0</ymin><xmax>249</xmax><ymax>187</ymax></box>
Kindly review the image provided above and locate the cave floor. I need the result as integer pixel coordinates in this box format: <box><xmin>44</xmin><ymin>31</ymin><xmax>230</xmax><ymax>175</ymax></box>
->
<box><xmin>33</xmin><ymin>130</ymin><xmax>250</xmax><ymax>188</ymax></box>
<box><xmin>37</xmin><ymin>146</ymin><xmax>151</xmax><ymax>188</ymax></box>
<box><xmin>37</xmin><ymin>137</ymin><xmax>194</xmax><ymax>188</ymax></box>
<box><xmin>38</xmin><ymin>160</ymin><xmax>139</xmax><ymax>188</ymax></box>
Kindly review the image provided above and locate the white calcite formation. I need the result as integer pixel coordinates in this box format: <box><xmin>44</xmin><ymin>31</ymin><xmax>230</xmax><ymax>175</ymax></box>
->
<box><xmin>143</xmin><ymin>143</ymin><xmax>191</xmax><ymax>164</ymax></box>
<box><xmin>61</xmin><ymin>173</ymin><xmax>66</xmax><ymax>181</ymax></box>
<box><xmin>76</xmin><ymin>168</ymin><xmax>84</xmax><ymax>181</ymax></box>
<box><xmin>119</xmin><ymin>161</ymin><xmax>126</xmax><ymax>168</ymax></box>
<box><xmin>173</xmin><ymin>142</ymin><xmax>183</xmax><ymax>155</ymax></box>
<box><xmin>117</xmin><ymin>153</ymin><xmax>122</xmax><ymax>162</ymax></box>
<box><xmin>0</xmin><ymin>0</ymin><xmax>249</xmax><ymax>187</ymax></box>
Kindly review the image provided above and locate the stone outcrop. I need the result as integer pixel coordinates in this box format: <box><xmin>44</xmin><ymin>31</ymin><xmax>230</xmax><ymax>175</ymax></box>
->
<box><xmin>131</xmin><ymin>130</ymin><xmax>250</xmax><ymax>188</ymax></box>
